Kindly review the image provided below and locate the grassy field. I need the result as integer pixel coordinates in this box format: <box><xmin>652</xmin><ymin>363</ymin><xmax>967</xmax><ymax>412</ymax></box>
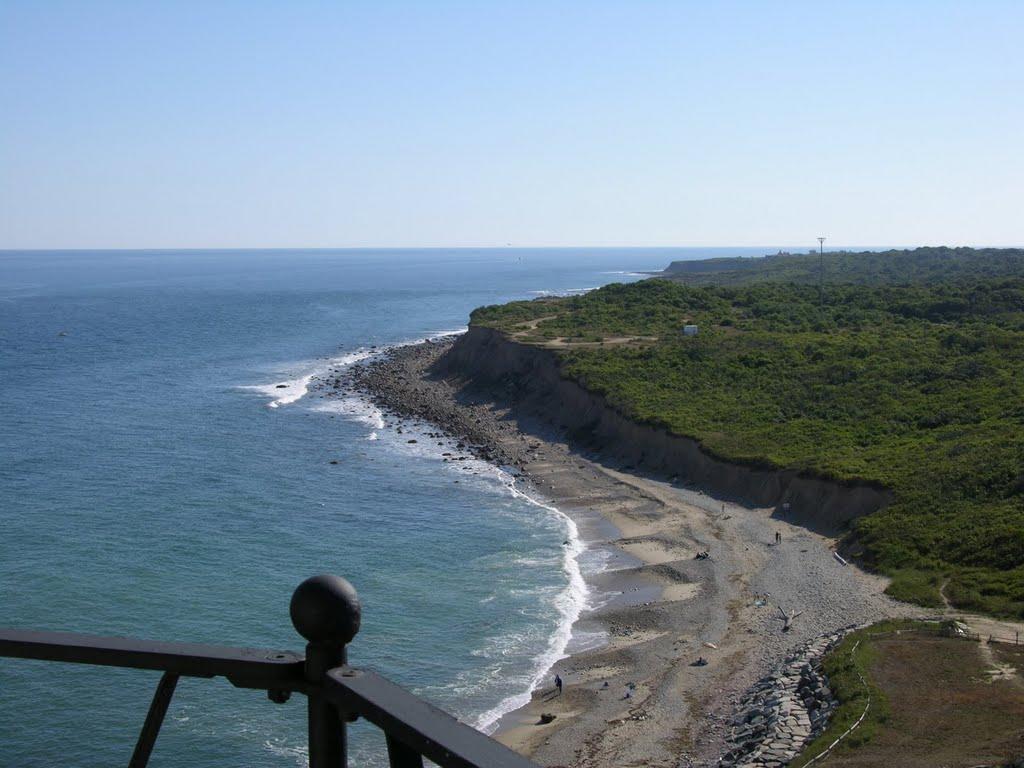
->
<box><xmin>793</xmin><ymin>622</ymin><xmax>1024</xmax><ymax>767</ymax></box>
<box><xmin>471</xmin><ymin>276</ymin><xmax>1024</xmax><ymax>616</ymax></box>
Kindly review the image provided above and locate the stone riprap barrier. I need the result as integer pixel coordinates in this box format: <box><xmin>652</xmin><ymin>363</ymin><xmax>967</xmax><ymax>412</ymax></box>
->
<box><xmin>719</xmin><ymin>628</ymin><xmax>856</xmax><ymax>768</ymax></box>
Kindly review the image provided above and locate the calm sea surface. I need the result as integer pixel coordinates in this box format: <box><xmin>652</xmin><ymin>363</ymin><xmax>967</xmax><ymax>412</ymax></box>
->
<box><xmin>0</xmin><ymin>248</ymin><xmax>770</xmax><ymax>767</ymax></box>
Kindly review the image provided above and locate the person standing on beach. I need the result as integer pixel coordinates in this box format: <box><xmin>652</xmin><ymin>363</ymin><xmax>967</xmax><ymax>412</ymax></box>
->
<box><xmin>554</xmin><ymin>673</ymin><xmax>563</xmax><ymax>695</ymax></box>
<box><xmin>775</xmin><ymin>531</ymin><xmax>781</xmax><ymax>544</ymax></box>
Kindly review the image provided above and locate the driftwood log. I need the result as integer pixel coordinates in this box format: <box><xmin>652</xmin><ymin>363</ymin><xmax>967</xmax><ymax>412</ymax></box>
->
<box><xmin>778</xmin><ymin>606</ymin><xmax>804</xmax><ymax>632</ymax></box>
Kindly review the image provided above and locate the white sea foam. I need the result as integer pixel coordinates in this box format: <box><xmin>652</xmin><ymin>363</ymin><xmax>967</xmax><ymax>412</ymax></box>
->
<box><xmin>242</xmin><ymin>371</ymin><xmax>316</xmax><ymax>409</ymax></box>
<box><xmin>528</xmin><ymin>287</ymin><xmax>599</xmax><ymax>297</ymax></box>
<box><xmin>238</xmin><ymin>348</ymin><xmax>377</xmax><ymax>409</ymax></box>
<box><xmin>470</xmin><ymin>472</ymin><xmax>591</xmax><ymax>734</ymax></box>
<box><xmin>323</xmin><ymin>382</ymin><xmax>594</xmax><ymax>733</ymax></box>
<box><xmin>259</xmin><ymin>330</ymin><xmax>596</xmax><ymax>738</ymax></box>
<box><xmin>246</xmin><ymin>328</ymin><xmax>468</xmax><ymax>409</ymax></box>
<box><xmin>424</xmin><ymin>327</ymin><xmax>467</xmax><ymax>340</ymax></box>
<box><xmin>312</xmin><ymin>395</ymin><xmax>386</xmax><ymax>431</ymax></box>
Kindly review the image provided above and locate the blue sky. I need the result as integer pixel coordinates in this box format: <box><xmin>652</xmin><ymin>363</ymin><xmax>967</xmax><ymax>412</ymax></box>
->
<box><xmin>1</xmin><ymin>1</ymin><xmax>1021</xmax><ymax>249</ymax></box>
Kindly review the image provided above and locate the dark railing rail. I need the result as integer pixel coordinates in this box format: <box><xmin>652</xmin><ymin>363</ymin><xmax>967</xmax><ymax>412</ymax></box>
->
<box><xmin>0</xmin><ymin>574</ymin><xmax>539</xmax><ymax>768</ymax></box>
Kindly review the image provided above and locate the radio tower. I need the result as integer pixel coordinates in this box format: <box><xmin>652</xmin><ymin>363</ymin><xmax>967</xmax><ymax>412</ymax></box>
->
<box><xmin>817</xmin><ymin>236</ymin><xmax>826</xmax><ymax>307</ymax></box>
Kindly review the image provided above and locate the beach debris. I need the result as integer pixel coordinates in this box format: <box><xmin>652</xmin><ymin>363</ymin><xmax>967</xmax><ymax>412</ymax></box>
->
<box><xmin>691</xmin><ymin>657</ymin><xmax>709</xmax><ymax>667</ymax></box>
<box><xmin>778</xmin><ymin>606</ymin><xmax>804</xmax><ymax>632</ymax></box>
<box><xmin>538</xmin><ymin>713</ymin><xmax>556</xmax><ymax>724</ymax></box>
<box><xmin>833</xmin><ymin>551</ymin><xmax>849</xmax><ymax>566</ymax></box>
<box><xmin>703</xmin><ymin>641</ymin><xmax>718</xmax><ymax>650</ymax></box>
<box><xmin>694</xmin><ymin>551</ymin><xmax>710</xmax><ymax>560</ymax></box>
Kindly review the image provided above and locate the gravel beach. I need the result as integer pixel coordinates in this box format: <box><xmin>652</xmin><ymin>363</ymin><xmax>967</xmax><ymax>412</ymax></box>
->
<box><xmin>315</xmin><ymin>337</ymin><xmax>923</xmax><ymax>767</ymax></box>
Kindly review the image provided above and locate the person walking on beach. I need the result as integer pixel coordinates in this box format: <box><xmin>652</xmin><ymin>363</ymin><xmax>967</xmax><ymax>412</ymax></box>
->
<box><xmin>775</xmin><ymin>531</ymin><xmax>781</xmax><ymax>544</ymax></box>
<box><xmin>554</xmin><ymin>674</ymin><xmax>563</xmax><ymax>695</ymax></box>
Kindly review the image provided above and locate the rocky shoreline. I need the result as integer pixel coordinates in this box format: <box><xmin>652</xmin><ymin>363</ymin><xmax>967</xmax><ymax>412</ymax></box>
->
<box><xmin>322</xmin><ymin>336</ymin><xmax>529</xmax><ymax>468</ymax></box>
<box><xmin>312</xmin><ymin>336</ymin><xmax>922</xmax><ymax>767</ymax></box>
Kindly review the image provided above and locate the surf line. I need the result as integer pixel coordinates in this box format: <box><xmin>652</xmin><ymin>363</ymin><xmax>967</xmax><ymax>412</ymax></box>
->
<box><xmin>473</xmin><ymin>471</ymin><xmax>592</xmax><ymax>733</ymax></box>
<box><xmin>271</xmin><ymin>331</ymin><xmax>593</xmax><ymax>734</ymax></box>
<box><xmin>324</xmin><ymin>369</ymin><xmax>594</xmax><ymax>735</ymax></box>
<box><xmin>247</xmin><ymin>328</ymin><xmax>466</xmax><ymax>410</ymax></box>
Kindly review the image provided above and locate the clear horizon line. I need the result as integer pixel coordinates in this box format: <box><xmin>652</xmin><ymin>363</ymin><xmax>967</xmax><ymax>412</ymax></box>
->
<box><xmin>2</xmin><ymin>242</ymin><xmax>1018</xmax><ymax>254</ymax></box>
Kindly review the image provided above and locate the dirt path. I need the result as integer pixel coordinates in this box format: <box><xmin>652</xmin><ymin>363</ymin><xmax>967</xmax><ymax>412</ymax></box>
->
<box><xmin>506</xmin><ymin>314</ymin><xmax>659</xmax><ymax>348</ymax></box>
<box><xmin>941</xmin><ymin>579</ymin><xmax>1024</xmax><ymax>644</ymax></box>
<box><xmin>940</xmin><ymin>580</ymin><xmax>1024</xmax><ymax>688</ymax></box>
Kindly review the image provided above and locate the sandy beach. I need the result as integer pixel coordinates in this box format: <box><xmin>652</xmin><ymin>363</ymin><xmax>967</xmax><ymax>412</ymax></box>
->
<box><xmin>318</xmin><ymin>337</ymin><xmax>923</xmax><ymax>767</ymax></box>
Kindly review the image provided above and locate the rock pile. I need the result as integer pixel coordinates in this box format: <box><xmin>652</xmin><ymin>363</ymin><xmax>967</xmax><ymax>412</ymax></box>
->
<box><xmin>323</xmin><ymin>340</ymin><xmax>534</xmax><ymax>470</ymax></box>
<box><xmin>719</xmin><ymin>628</ymin><xmax>855</xmax><ymax>768</ymax></box>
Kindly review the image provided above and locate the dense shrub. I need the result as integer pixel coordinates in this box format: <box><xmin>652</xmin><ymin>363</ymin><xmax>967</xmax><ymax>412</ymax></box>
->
<box><xmin>473</xmin><ymin>275</ymin><xmax>1024</xmax><ymax>616</ymax></box>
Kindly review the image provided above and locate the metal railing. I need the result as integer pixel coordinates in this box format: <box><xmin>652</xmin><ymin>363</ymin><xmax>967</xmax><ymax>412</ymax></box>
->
<box><xmin>0</xmin><ymin>574</ymin><xmax>539</xmax><ymax>768</ymax></box>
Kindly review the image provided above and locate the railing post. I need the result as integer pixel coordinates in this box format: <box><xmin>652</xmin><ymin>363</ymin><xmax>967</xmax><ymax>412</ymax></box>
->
<box><xmin>290</xmin><ymin>575</ymin><xmax>362</xmax><ymax>768</ymax></box>
<box><xmin>129</xmin><ymin>672</ymin><xmax>179</xmax><ymax>768</ymax></box>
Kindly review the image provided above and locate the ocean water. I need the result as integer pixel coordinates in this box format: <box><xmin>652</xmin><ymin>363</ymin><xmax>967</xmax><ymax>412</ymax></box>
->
<box><xmin>0</xmin><ymin>247</ymin><xmax>770</xmax><ymax>767</ymax></box>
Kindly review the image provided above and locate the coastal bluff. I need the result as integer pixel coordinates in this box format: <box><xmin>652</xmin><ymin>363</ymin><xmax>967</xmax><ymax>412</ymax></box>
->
<box><xmin>435</xmin><ymin>326</ymin><xmax>892</xmax><ymax>536</ymax></box>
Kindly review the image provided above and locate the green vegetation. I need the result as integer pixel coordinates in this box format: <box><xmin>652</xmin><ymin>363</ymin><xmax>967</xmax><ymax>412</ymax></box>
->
<box><xmin>661</xmin><ymin>246</ymin><xmax>1024</xmax><ymax>286</ymax></box>
<box><xmin>472</xmin><ymin>272</ymin><xmax>1024</xmax><ymax>616</ymax></box>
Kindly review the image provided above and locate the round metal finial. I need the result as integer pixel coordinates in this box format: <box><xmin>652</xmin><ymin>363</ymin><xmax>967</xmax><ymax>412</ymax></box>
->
<box><xmin>290</xmin><ymin>574</ymin><xmax>361</xmax><ymax>646</ymax></box>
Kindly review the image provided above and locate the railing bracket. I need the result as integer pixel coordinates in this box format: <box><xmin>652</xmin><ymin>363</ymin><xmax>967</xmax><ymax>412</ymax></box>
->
<box><xmin>268</xmin><ymin>688</ymin><xmax>291</xmax><ymax>704</ymax></box>
<box><xmin>129</xmin><ymin>671</ymin><xmax>179</xmax><ymax>768</ymax></box>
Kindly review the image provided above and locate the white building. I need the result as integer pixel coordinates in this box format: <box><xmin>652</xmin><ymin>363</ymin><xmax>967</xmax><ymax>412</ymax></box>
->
<box><xmin>683</xmin><ymin>324</ymin><xmax>699</xmax><ymax>336</ymax></box>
